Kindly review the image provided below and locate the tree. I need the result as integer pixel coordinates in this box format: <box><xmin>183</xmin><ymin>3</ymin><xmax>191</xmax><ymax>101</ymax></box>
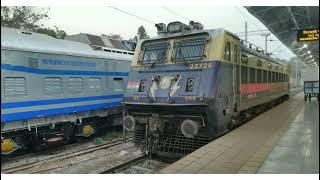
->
<box><xmin>1</xmin><ymin>6</ymin><xmax>66</xmax><ymax>39</ymax></box>
<box><xmin>104</xmin><ymin>33</ymin><xmax>123</xmax><ymax>40</ymax></box>
<box><xmin>137</xmin><ymin>26</ymin><xmax>149</xmax><ymax>40</ymax></box>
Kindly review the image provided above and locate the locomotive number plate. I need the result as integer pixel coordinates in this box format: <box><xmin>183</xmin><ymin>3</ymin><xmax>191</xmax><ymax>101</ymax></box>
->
<box><xmin>189</xmin><ymin>63</ymin><xmax>213</xmax><ymax>70</ymax></box>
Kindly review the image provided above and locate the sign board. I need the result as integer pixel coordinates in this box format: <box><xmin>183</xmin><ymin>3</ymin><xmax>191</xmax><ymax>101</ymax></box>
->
<box><xmin>297</xmin><ymin>28</ymin><xmax>319</xmax><ymax>42</ymax></box>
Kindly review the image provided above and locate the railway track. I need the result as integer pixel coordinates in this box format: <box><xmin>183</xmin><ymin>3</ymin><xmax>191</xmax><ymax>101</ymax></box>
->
<box><xmin>1</xmin><ymin>137</ymin><xmax>135</xmax><ymax>174</ymax></box>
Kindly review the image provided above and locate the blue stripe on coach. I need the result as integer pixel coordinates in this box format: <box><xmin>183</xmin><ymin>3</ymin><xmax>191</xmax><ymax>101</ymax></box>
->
<box><xmin>1</xmin><ymin>94</ymin><xmax>124</xmax><ymax>109</ymax></box>
<box><xmin>1</xmin><ymin>64</ymin><xmax>129</xmax><ymax>76</ymax></box>
<box><xmin>1</xmin><ymin>101</ymin><xmax>122</xmax><ymax>122</ymax></box>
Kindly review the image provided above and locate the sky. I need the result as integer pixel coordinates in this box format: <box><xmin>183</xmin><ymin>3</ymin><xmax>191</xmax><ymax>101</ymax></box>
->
<box><xmin>42</xmin><ymin>6</ymin><xmax>296</xmax><ymax>60</ymax></box>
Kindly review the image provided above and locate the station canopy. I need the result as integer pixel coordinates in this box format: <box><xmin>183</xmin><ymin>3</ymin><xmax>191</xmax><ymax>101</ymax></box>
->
<box><xmin>245</xmin><ymin>6</ymin><xmax>319</xmax><ymax>69</ymax></box>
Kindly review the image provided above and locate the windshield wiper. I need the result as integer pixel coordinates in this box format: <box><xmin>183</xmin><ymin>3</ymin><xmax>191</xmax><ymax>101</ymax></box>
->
<box><xmin>150</xmin><ymin>59</ymin><xmax>158</xmax><ymax>68</ymax></box>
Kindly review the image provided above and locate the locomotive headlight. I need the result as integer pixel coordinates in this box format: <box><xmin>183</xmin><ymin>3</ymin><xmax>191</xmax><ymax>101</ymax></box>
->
<box><xmin>123</xmin><ymin>116</ymin><xmax>135</xmax><ymax>132</ymax></box>
<box><xmin>185</xmin><ymin>78</ymin><xmax>195</xmax><ymax>92</ymax></box>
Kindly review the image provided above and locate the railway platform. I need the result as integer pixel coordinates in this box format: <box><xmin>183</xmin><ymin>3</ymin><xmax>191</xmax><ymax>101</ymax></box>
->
<box><xmin>160</xmin><ymin>92</ymin><xmax>319</xmax><ymax>174</ymax></box>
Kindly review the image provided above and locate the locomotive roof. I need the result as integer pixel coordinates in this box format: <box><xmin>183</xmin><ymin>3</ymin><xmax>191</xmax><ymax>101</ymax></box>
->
<box><xmin>141</xmin><ymin>28</ymin><xmax>286</xmax><ymax>67</ymax></box>
<box><xmin>1</xmin><ymin>27</ymin><xmax>132</xmax><ymax>62</ymax></box>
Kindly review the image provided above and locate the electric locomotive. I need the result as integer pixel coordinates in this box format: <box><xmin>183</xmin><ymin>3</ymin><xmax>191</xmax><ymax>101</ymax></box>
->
<box><xmin>1</xmin><ymin>27</ymin><xmax>133</xmax><ymax>155</ymax></box>
<box><xmin>122</xmin><ymin>21</ymin><xmax>289</xmax><ymax>156</ymax></box>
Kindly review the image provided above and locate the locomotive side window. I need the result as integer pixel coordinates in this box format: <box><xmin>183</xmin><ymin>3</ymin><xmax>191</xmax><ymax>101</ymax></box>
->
<box><xmin>44</xmin><ymin>77</ymin><xmax>62</xmax><ymax>94</ymax></box>
<box><xmin>257</xmin><ymin>69</ymin><xmax>262</xmax><ymax>83</ymax></box>
<box><xmin>139</xmin><ymin>43</ymin><xmax>168</xmax><ymax>64</ymax></box>
<box><xmin>224</xmin><ymin>41</ymin><xmax>231</xmax><ymax>61</ymax></box>
<box><xmin>241</xmin><ymin>66</ymin><xmax>248</xmax><ymax>83</ymax></box>
<box><xmin>4</xmin><ymin>77</ymin><xmax>26</xmax><ymax>96</ymax></box>
<box><xmin>249</xmin><ymin>68</ymin><xmax>256</xmax><ymax>83</ymax></box>
<box><xmin>174</xmin><ymin>37</ymin><xmax>206</xmax><ymax>62</ymax></box>
<box><xmin>263</xmin><ymin>70</ymin><xmax>267</xmax><ymax>83</ymax></box>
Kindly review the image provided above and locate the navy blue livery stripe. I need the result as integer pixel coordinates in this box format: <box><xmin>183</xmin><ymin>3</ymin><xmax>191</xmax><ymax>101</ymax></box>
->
<box><xmin>1</xmin><ymin>94</ymin><xmax>124</xmax><ymax>109</ymax></box>
<box><xmin>1</xmin><ymin>101</ymin><xmax>122</xmax><ymax>123</ymax></box>
<box><xmin>1</xmin><ymin>64</ymin><xmax>129</xmax><ymax>76</ymax></box>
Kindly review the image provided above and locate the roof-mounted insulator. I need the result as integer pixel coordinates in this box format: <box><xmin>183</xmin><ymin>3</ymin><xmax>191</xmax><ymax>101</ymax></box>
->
<box><xmin>155</xmin><ymin>23</ymin><xmax>167</xmax><ymax>36</ymax></box>
<box><xmin>189</xmin><ymin>21</ymin><xmax>204</xmax><ymax>30</ymax></box>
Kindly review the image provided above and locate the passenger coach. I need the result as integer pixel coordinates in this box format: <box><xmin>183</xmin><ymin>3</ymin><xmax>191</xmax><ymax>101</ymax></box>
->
<box><xmin>1</xmin><ymin>27</ymin><xmax>132</xmax><ymax>155</ymax></box>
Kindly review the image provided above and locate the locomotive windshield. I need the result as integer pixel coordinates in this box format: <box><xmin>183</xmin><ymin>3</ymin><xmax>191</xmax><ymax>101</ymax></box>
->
<box><xmin>174</xmin><ymin>37</ymin><xmax>206</xmax><ymax>62</ymax></box>
<box><xmin>139</xmin><ymin>42</ymin><xmax>168</xmax><ymax>64</ymax></box>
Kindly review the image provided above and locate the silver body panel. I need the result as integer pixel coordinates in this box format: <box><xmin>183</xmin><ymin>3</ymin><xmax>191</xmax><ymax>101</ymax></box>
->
<box><xmin>1</xmin><ymin>27</ymin><xmax>133</xmax><ymax>133</ymax></box>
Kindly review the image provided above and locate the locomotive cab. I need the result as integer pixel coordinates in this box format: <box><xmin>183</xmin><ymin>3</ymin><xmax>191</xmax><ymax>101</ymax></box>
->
<box><xmin>123</xmin><ymin>21</ymin><xmax>289</xmax><ymax>157</ymax></box>
<box><xmin>123</xmin><ymin>21</ymin><xmax>242</xmax><ymax>156</ymax></box>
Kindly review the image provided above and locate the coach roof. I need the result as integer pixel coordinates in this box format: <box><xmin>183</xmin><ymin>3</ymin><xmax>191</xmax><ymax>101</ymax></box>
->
<box><xmin>1</xmin><ymin>27</ymin><xmax>132</xmax><ymax>62</ymax></box>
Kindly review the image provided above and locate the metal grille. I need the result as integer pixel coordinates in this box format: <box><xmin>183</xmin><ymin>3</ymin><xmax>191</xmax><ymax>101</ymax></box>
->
<box><xmin>174</xmin><ymin>38</ymin><xmax>206</xmax><ymax>62</ymax></box>
<box><xmin>4</xmin><ymin>77</ymin><xmax>26</xmax><ymax>96</ymax></box>
<box><xmin>133</xmin><ymin>128</ymin><xmax>210</xmax><ymax>155</ymax></box>
<box><xmin>139</xmin><ymin>42</ymin><xmax>168</xmax><ymax>65</ymax></box>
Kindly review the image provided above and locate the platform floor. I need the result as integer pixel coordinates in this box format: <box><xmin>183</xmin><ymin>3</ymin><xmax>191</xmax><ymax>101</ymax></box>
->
<box><xmin>160</xmin><ymin>93</ymin><xmax>319</xmax><ymax>174</ymax></box>
<box><xmin>258</xmin><ymin>97</ymin><xmax>319</xmax><ymax>173</ymax></box>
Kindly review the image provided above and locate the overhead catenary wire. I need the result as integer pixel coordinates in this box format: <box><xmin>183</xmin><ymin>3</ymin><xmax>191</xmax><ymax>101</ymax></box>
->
<box><xmin>108</xmin><ymin>6</ymin><xmax>156</xmax><ymax>25</ymax></box>
<box><xmin>234</xmin><ymin>6</ymin><xmax>264</xmax><ymax>32</ymax></box>
<box><xmin>235</xmin><ymin>29</ymin><xmax>269</xmax><ymax>34</ymax></box>
<box><xmin>162</xmin><ymin>6</ymin><xmax>192</xmax><ymax>22</ymax></box>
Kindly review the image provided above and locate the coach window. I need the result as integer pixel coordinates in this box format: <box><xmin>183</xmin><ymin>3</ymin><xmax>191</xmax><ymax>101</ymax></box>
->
<box><xmin>268</xmin><ymin>71</ymin><xmax>272</xmax><ymax>83</ymax></box>
<box><xmin>280</xmin><ymin>73</ymin><xmax>283</xmax><ymax>82</ymax></box>
<box><xmin>113</xmin><ymin>77</ymin><xmax>124</xmax><ymax>91</ymax></box>
<box><xmin>263</xmin><ymin>70</ymin><xmax>267</xmax><ymax>83</ymax></box>
<box><xmin>241</xmin><ymin>66</ymin><xmax>248</xmax><ymax>84</ymax></box>
<box><xmin>272</xmin><ymin>72</ymin><xmax>276</xmax><ymax>83</ymax></box>
<box><xmin>224</xmin><ymin>41</ymin><xmax>231</xmax><ymax>61</ymax></box>
<box><xmin>249</xmin><ymin>68</ymin><xmax>256</xmax><ymax>83</ymax></box>
<box><xmin>257</xmin><ymin>69</ymin><xmax>262</xmax><ymax>83</ymax></box>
